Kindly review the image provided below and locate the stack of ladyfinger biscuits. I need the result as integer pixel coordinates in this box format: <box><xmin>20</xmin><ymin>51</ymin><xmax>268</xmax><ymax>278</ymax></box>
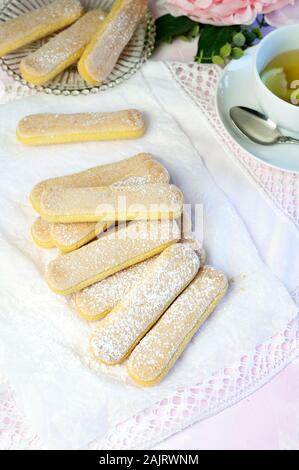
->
<box><xmin>0</xmin><ymin>0</ymin><xmax>148</xmax><ymax>86</ymax></box>
<box><xmin>29</xmin><ymin>148</ymin><xmax>228</xmax><ymax>386</ymax></box>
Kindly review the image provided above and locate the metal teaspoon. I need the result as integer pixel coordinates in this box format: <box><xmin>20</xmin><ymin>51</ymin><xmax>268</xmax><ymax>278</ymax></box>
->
<box><xmin>229</xmin><ymin>106</ymin><xmax>299</xmax><ymax>145</ymax></box>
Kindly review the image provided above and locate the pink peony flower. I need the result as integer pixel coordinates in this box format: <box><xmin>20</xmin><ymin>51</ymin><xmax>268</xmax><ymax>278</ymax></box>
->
<box><xmin>157</xmin><ymin>0</ymin><xmax>295</xmax><ymax>25</ymax></box>
<box><xmin>265</xmin><ymin>0</ymin><xmax>299</xmax><ymax>26</ymax></box>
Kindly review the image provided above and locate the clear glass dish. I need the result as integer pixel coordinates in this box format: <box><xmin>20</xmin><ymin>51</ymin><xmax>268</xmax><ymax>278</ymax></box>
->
<box><xmin>0</xmin><ymin>0</ymin><xmax>155</xmax><ymax>95</ymax></box>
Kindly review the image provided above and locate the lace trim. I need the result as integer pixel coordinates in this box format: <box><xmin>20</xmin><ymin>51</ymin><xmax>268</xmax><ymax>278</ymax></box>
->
<box><xmin>1</xmin><ymin>308</ymin><xmax>298</xmax><ymax>450</ymax></box>
<box><xmin>95</xmin><ymin>316</ymin><xmax>299</xmax><ymax>449</ymax></box>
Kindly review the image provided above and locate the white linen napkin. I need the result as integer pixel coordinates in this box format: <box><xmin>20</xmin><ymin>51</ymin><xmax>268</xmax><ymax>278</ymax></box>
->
<box><xmin>0</xmin><ymin>61</ymin><xmax>297</xmax><ymax>449</ymax></box>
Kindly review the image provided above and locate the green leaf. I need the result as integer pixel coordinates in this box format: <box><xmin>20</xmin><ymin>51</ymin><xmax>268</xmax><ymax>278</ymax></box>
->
<box><xmin>155</xmin><ymin>14</ymin><xmax>264</xmax><ymax>65</ymax></box>
<box><xmin>196</xmin><ymin>25</ymin><xmax>240</xmax><ymax>63</ymax></box>
<box><xmin>195</xmin><ymin>49</ymin><xmax>204</xmax><ymax>63</ymax></box>
<box><xmin>190</xmin><ymin>24</ymin><xmax>200</xmax><ymax>38</ymax></box>
<box><xmin>163</xmin><ymin>36</ymin><xmax>173</xmax><ymax>44</ymax></box>
<box><xmin>155</xmin><ymin>14</ymin><xmax>197</xmax><ymax>44</ymax></box>
<box><xmin>178</xmin><ymin>35</ymin><xmax>192</xmax><ymax>42</ymax></box>
<box><xmin>252</xmin><ymin>27</ymin><xmax>263</xmax><ymax>39</ymax></box>
<box><xmin>243</xmin><ymin>30</ymin><xmax>256</xmax><ymax>45</ymax></box>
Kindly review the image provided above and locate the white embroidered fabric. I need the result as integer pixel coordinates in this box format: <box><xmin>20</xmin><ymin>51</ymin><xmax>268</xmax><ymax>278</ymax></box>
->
<box><xmin>1</xmin><ymin>316</ymin><xmax>298</xmax><ymax>450</ymax></box>
<box><xmin>0</xmin><ymin>61</ymin><xmax>298</xmax><ymax>450</ymax></box>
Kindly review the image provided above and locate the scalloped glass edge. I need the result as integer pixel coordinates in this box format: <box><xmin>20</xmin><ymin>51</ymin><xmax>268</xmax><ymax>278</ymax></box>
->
<box><xmin>0</xmin><ymin>3</ymin><xmax>156</xmax><ymax>96</ymax></box>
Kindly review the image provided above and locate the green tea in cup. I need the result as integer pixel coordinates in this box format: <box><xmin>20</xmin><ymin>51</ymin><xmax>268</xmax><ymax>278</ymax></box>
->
<box><xmin>260</xmin><ymin>50</ymin><xmax>299</xmax><ymax>105</ymax></box>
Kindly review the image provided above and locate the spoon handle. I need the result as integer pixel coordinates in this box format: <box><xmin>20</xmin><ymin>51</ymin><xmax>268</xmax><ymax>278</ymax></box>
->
<box><xmin>278</xmin><ymin>135</ymin><xmax>299</xmax><ymax>145</ymax></box>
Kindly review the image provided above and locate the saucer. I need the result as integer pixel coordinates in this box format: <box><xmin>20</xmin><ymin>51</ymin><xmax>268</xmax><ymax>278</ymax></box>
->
<box><xmin>216</xmin><ymin>47</ymin><xmax>299</xmax><ymax>174</ymax></box>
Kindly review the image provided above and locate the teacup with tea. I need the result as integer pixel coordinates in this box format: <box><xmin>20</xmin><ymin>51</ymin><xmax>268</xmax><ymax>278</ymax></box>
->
<box><xmin>254</xmin><ymin>25</ymin><xmax>299</xmax><ymax>133</ymax></box>
<box><xmin>261</xmin><ymin>50</ymin><xmax>299</xmax><ymax>105</ymax></box>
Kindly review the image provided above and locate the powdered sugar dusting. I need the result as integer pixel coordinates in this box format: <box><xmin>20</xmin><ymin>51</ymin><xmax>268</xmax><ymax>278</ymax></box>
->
<box><xmin>21</xmin><ymin>10</ymin><xmax>106</xmax><ymax>78</ymax></box>
<box><xmin>128</xmin><ymin>266</ymin><xmax>228</xmax><ymax>383</ymax></box>
<box><xmin>40</xmin><ymin>184</ymin><xmax>183</xmax><ymax>222</ymax></box>
<box><xmin>50</xmin><ymin>220</ymin><xmax>111</xmax><ymax>249</ymax></box>
<box><xmin>90</xmin><ymin>243</ymin><xmax>200</xmax><ymax>364</ymax></box>
<box><xmin>75</xmin><ymin>243</ymin><xmax>204</xmax><ymax>320</ymax></box>
<box><xmin>30</xmin><ymin>153</ymin><xmax>154</xmax><ymax>208</ymax></box>
<box><xmin>75</xmin><ymin>256</ymin><xmax>158</xmax><ymax>318</ymax></box>
<box><xmin>32</xmin><ymin>217</ymin><xmax>52</xmax><ymax>245</ymax></box>
<box><xmin>46</xmin><ymin>219</ymin><xmax>181</xmax><ymax>294</ymax></box>
<box><xmin>45</xmin><ymin>171</ymin><xmax>170</xmax><ymax>250</ymax></box>
<box><xmin>0</xmin><ymin>0</ymin><xmax>83</xmax><ymax>53</ymax></box>
<box><xmin>19</xmin><ymin>110</ymin><xmax>145</xmax><ymax>138</ymax></box>
<box><xmin>84</xmin><ymin>0</ymin><xmax>148</xmax><ymax>82</ymax></box>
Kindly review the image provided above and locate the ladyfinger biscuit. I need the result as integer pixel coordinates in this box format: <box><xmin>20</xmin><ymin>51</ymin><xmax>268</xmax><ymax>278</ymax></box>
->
<box><xmin>48</xmin><ymin>171</ymin><xmax>170</xmax><ymax>252</ymax></box>
<box><xmin>20</xmin><ymin>10</ymin><xmax>107</xmax><ymax>86</ymax></box>
<box><xmin>78</xmin><ymin>0</ymin><xmax>148</xmax><ymax>85</ymax></box>
<box><xmin>39</xmin><ymin>184</ymin><xmax>183</xmax><ymax>223</ymax></box>
<box><xmin>90</xmin><ymin>243</ymin><xmax>200</xmax><ymax>365</ymax></box>
<box><xmin>45</xmin><ymin>219</ymin><xmax>180</xmax><ymax>295</ymax></box>
<box><xmin>50</xmin><ymin>220</ymin><xmax>113</xmax><ymax>253</ymax></box>
<box><xmin>76</xmin><ymin>244</ymin><xmax>203</xmax><ymax>321</ymax></box>
<box><xmin>30</xmin><ymin>154</ymin><xmax>168</xmax><ymax>212</ymax></box>
<box><xmin>17</xmin><ymin>110</ymin><xmax>146</xmax><ymax>145</ymax></box>
<box><xmin>31</xmin><ymin>217</ymin><xmax>55</xmax><ymax>249</ymax></box>
<box><xmin>0</xmin><ymin>0</ymin><xmax>83</xmax><ymax>56</ymax></box>
<box><xmin>128</xmin><ymin>266</ymin><xmax>228</xmax><ymax>387</ymax></box>
<box><xmin>75</xmin><ymin>256</ymin><xmax>158</xmax><ymax>321</ymax></box>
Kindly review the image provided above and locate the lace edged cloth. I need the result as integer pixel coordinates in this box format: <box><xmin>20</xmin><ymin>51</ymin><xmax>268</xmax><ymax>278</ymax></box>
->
<box><xmin>1</xmin><ymin>62</ymin><xmax>299</xmax><ymax>450</ymax></box>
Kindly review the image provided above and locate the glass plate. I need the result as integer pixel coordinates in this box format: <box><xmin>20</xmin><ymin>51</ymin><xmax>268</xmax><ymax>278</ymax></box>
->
<box><xmin>0</xmin><ymin>0</ymin><xmax>155</xmax><ymax>95</ymax></box>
